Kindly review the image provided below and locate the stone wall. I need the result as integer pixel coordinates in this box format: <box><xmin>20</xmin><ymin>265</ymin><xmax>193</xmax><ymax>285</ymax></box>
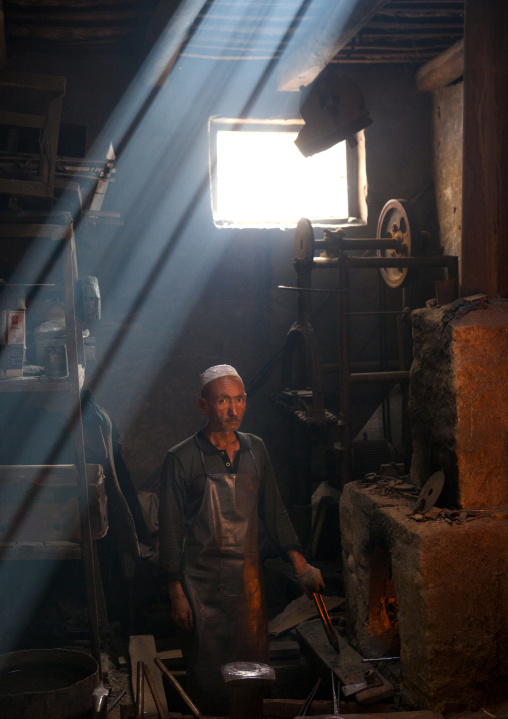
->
<box><xmin>340</xmin><ymin>482</ymin><xmax>508</xmax><ymax>712</ymax></box>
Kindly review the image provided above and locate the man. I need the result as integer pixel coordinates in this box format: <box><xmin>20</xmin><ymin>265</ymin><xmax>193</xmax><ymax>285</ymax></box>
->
<box><xmin>159</xmin><ymin>365</ymin><xmax>324</xmax><ymax>715</ymax></box>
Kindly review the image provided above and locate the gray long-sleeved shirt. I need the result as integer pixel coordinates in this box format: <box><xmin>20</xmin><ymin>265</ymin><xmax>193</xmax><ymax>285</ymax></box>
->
<box><xmin>159</xmin><ymin>430</ymin><xmax>301</xmax><ymax>581</ymax></box>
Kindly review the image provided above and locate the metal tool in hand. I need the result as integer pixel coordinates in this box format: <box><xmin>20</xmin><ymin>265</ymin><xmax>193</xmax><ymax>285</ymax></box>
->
<box><xmin>313</xmin><ymin>592</ymin><xmax>340</xmax><ymax>654</ymax></box>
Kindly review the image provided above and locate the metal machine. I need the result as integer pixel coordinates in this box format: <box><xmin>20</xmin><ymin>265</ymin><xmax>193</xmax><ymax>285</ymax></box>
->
<box><xmin>277</xmin><ymin>199</ymin><xmax>458</xmax><ymax>513</ymax></box>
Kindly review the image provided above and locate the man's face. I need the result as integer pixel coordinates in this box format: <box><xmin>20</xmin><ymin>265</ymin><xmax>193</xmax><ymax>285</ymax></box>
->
<box><xmin>198</xmin><ymin>375</ymin><xmax>247</xmax><ymax>433</ymax></box>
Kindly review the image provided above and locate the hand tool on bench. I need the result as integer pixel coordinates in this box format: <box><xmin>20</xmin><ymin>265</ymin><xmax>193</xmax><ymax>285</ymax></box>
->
<box><xmin>144</xmin><ymin>662</ymin><xmax>169</xmax><ymax>719</ymax></box>
<box><xmin>154</xmin><ymin>656</ymin><xmax>204</xmax><ymax>719</ymax></box>
<box><xmin>121</xmin><ymin>663</ymin><xmax>146</xmax><ymax>719</ymax></box>
<box><xmin>135</xmin><ymin>661</ymin><xmax>144</xmax><ymax>719</ymax></box>
<box><xmin>313</xmin><ymin>593</ymin><xmax>340</xmax><ymax>654</ymax></box>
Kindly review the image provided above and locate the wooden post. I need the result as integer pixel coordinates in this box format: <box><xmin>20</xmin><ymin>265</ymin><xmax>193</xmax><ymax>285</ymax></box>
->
<box><xmin>0</xmin><ymin>2</ymin><xmax>5</xmax><ymax>70</ymax></box>
<box><xmin>461</xmin><ymin>0</ymin><xmax>508</xmax><ymax>296</ymax></box>
<box><xmin>277</xmin><ymin>0</ymin><xmax>389</xmax><ymax>92</ymax></box>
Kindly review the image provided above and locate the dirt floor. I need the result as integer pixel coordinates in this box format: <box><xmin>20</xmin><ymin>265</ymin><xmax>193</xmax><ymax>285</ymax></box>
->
<box><xmin>102</xmin><ymin>651</ymin><xmax>508</xmax><ymax>719</ymax></box>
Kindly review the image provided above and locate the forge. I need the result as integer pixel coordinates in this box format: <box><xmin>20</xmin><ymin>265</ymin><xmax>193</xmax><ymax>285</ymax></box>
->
<box><xmin>340</xmin><ymin>300</ymin><xmax>508</xmax><ymax>712</ymax></box>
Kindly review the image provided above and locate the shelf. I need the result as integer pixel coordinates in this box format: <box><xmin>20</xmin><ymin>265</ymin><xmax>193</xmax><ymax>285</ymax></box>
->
<box><xmin>0</xmin><ymin>376</ymin><xmax>74</xmax><ymax>391</ymax></box>
<box><xmin>0</xmin><ymin>541</ymin><xmax>81</xmax><ymax>560</ymax></box>
<box><xmin>0</xmin><ymin>145</ymin><xmax>102</xmax><ymax>670</ymax></box>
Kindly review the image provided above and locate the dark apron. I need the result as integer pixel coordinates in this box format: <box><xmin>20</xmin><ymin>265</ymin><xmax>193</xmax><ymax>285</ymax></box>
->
<box><xmin>179</xmin><ymin>447</ymin><xmax>268</xmax><ymax>716</ymax></box>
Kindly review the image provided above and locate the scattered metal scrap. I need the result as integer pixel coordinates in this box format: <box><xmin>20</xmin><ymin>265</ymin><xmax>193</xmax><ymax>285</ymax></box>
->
<box><xmin>362</xmin><ymin>473</ymin><xmax>419</xmax><ymax>501</ymax></box>
<box><xmin>411</xmin><ymin>470</ymin><xmax>445</xmax><ymax>515</ymax></box>
<box><xmin>296</xmin><ymin>619</ymin><xmax>394</xmax><ymax>704</ymax></box>
<box><xmin>361</xmin><ymin>470</ymin><xmax>508</xmax><ymax>525</ymax></box>
<box><xmin>409</xmin><ymin>507</ymin><xmax>499</xmax><ymax>524</ymax></box>
<box><xmin>441</xmin><ymin>297</ymin><xmax>489</xmax><ymax>323</ymax></box>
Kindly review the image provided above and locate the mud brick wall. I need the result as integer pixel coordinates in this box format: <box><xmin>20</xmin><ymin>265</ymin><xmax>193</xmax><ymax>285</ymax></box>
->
<box><xmin>340</xmin><ymin>482</ymin><xmax>508</xmax><ymax>712</ymax></box>
<box><xmin>409</xmin><ymin>300</ymin><xmax>508</xmax><ymax>508</ymax></box>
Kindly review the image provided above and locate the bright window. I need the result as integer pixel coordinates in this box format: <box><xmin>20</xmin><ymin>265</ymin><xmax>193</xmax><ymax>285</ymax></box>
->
<box><xmin>209</xmin><ymin>118</ymin><xmax>366</xmax><ymax>230</ymax></box>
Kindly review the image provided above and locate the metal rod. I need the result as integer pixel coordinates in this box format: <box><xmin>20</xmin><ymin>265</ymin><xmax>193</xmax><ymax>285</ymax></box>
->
<box><xmin>338</xmin><ymin>253</ymin><xmax>351</xmax><ymax>483</ymax></box>
<box><xmin>144</xmin><ymin>663</ymin><xmax>168</xmax><ymax>719</ymax></box>
<box><xmin>313</xmin><ymin>592</ymin><xmax>340</xmax><ymax>654</ymax></box>
<box><xmin>312</xmin><ymin>255</ymin><xmax>458</xmax><ymax>269</ymax></box>
<box><xmin>107</xmin><ymin>690</ymin><xmax>126</xmax><ymax>714</ymax></box>
<box><xmin>278</xmin><ymin>285</ymin><xmax>338</xmax><ymax>293</ymax></box>
<box><xmin>297</xmin><ymin>677</ymin><xmax>321</xmax><ymax>717</ymax></box>
<box><xmin>314</xmin><ymin>237</ymin><xmax>402</xmax><ymax>249</ymax></box>
<box><xmin>62</xmin><ymin>230</ymin><xmax>103</xmax><ymax>676</ymax></box>
<box><xmin>136</xmin><ymin>661</ymin><xmax>144</xmax><ymax>719</ymax></box>
<box><xmin>296</xmin><ymin>255</ymin><xmax>312</xmax><ymax>326</ymax></box>
<box><xmin>331</xmin><ymin>670</ymin><xmax>339</xmax><ymax>715</ymax></box>
<box><xmin>335</xmin><ymin>238</ymin><xmax>403</xmax><ymax>251</ymax></box>
<box><xmin>361</xmin><ymin>657</ymin><xmax>400</xmax><ymax>663</ymax></box>
<box><xmin>154</xmin><ymin>657</ymin><xmax>203</xmax><ymax>719</ymax></box>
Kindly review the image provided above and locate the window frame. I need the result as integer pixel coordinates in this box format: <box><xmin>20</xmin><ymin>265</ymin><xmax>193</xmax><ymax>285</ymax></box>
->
<box><xmin>208</xmin><ymin>116</ymin><xmax>367</xmax><ymax>230</ymax></box>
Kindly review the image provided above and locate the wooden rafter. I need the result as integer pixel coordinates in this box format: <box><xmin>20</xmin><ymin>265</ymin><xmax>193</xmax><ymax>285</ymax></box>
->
<box><xmin>277</xmin><ymin>0</ymin><xmax>391</xmax><ymax>91</ymax></box>
<box><xmin>1</xmin><ymin>0</ymin><xmax>466</xmax><ymax>67</ymax></box>
<box><xmin>415</xmin><ymin>37</ymin><xmax>463</xmax><ymax>91</ymax></box>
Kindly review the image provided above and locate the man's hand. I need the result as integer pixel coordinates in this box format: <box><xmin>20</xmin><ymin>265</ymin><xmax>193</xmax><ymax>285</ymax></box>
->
<box><xmin>295</xmin><ymin>563</ymin><xmax>325</xmax><ymax>597</ymax></box>
<box><xmin>287</xmin><ymin>550</ymin><xmax>325</xmax><ymax>598</ymax></box>
<box><xmin>168</xmin><ymin>581</ymin><xmax>193</xmax><ymax>631</ymax></box>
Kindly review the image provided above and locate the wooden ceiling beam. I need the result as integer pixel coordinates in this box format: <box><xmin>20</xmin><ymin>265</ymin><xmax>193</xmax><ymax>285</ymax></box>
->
<box><xmin>277</xmin><ymin>0</ymin><xmax>390</xmax><ymax>91</ymax></box>
<box><xmin>143</xmin><ymin>0</ymin><xmax>206</xmax><ymax>87</ymax></box>
<box><xmin>415</xmin><ymin>36</ymin><xmax>464</xmax><ymax>91</ymax></box>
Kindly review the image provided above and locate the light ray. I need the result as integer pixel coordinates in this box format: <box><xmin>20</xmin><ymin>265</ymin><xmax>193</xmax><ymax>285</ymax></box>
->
<box><xmin>0</xmin><ymin>0</ymin><xmax>359</xmax><ymax>651</ymax></box>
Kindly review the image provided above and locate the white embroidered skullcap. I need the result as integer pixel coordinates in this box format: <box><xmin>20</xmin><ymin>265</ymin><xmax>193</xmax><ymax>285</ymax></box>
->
<box><xmin>200</xmin><ymin>364</ymin><xmax>242</xmax><ymax>389</ymax></box>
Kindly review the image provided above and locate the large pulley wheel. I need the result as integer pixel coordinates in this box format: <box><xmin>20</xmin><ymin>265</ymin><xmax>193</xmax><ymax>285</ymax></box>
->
<box><xmin>377</xmin><ymin>199</ymin><xmax>420</xmax><ymax>288</ymax></box>
<box><xmin>294</xmin><ymin>217</ymin><xmax>314</xmax><ymax>261</ymax></box>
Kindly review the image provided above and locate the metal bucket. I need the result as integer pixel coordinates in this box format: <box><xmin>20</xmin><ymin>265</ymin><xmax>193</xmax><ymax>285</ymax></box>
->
<box><xmin>0</xmin><ymin>648</ymin><xmax>99</xmax><ymax>719</ymax></box>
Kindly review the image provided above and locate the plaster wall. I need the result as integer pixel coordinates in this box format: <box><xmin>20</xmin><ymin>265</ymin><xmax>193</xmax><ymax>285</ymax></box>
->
<box><xmin>432</xmin><ymin>81</ymin><xmax>463</xmax><ymax>259</ymax></box>
<box><xmin>87</xmin><ymin>62</ymin><xmax>435</xmax><ymax>491</ymax></box>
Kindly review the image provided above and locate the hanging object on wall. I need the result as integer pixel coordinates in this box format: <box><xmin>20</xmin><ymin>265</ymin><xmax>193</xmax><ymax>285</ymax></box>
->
<box><xmin>295</xmin><ymin>66</ymin><xmax>373</xmax><ymax>158</ymax></box>
<box><xmin>75</xmin><ymin>276</ymin><xmax>101</xmax><ymax>326</ymax></box>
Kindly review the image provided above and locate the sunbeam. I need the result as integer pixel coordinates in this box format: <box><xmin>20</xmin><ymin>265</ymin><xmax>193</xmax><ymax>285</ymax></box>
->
<box><xmin>0</xmin><ymin>0</ymin><xmax>359</xmax><ymax>654</ymax></box>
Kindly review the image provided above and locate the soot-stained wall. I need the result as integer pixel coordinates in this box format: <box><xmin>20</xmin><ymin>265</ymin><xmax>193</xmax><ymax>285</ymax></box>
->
<box><xmin>432</xmin><ymin>81</ymin><xmax>463</xmax><ymax>259</ymax></box>
<box><xmin>4</xmin><ymin>44</ymin><xmax>435</xmax><ymax>492</ymax></box>
<box><xmin>89</xmin><ymin>60</ymin><xmax>434</xmax><ymax>491</ymax></box>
